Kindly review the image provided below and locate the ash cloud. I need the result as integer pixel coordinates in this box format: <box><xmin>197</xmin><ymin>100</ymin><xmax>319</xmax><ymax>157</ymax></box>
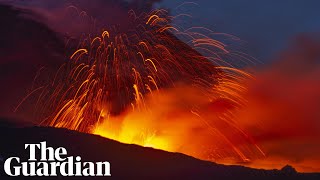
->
<box><xmin>2</xmin><ymin>0</ymin><xmax>163</xmax><ymax>37</ymax></box>
<box><xmin>236</xmin><ymin>35</ymin><xmax>320</xmax><ymax>171</ymax></box>
<box><xmin>0</xmin><ymin>0</ymin><xmax>162</xmax><ymax>121</ymax></box>
<box><xmin>0</xmin><ymin>4</ymin><xmax>64</xmax><ymax>122</ymax></box>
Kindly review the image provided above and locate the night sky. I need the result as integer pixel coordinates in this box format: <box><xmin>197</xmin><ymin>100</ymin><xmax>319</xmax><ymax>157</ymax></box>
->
<box><xmin>158</xmin><ymin>0</ymin><xmax>320</xmax><ymax>63</ymax></box>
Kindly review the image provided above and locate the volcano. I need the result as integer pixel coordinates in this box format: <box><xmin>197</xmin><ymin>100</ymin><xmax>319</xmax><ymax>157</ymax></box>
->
<box><xmin>0</xmin><ymin>120</ymin><xmax>319</xmax><ymax>179</ymax></box>
<box><xmin>1</xmin><ymin>1</ymin><xmax>320</xmax><ymax>177</ymax></box>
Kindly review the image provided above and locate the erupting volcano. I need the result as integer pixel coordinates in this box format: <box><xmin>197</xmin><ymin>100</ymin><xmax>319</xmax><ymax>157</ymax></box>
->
<box><xmin>1</xmin><ymin>0</ymin><xmax>320</xmax><ymax>177</ymax></box>
<box><xmin>27</xmin><ymin>7</ymin><xmax>266</xmax><ymax>166</ymax></box>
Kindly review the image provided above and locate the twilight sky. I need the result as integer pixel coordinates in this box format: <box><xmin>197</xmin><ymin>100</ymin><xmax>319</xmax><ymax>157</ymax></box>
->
<box><xmin>157</xmin><ymin>0</ymin><xmax>320</xmax><ymax>63</ymax></box>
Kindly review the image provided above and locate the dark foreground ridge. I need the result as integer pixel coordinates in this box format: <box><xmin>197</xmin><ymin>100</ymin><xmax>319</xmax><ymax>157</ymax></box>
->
<box><xmin>0</xmin><ymin>120</ymin><xmax>319</xmax><ymax>179</ymax></box>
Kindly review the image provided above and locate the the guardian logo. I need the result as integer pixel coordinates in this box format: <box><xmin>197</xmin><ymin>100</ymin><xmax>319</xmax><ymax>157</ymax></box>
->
<box><xmin>3</xmin><ymin>141</ymin><xmax>111</xmax><ymax>177</ymax></box>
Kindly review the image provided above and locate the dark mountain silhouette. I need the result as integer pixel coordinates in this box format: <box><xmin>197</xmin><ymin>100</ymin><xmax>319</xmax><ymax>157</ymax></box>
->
<box><xmin>0</xmin><ymin>120</ymin><xmax>319</xmax><ymax>179</ymax></box>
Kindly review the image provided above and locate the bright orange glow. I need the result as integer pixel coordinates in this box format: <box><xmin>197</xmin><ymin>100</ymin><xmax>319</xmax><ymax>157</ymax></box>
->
<box><xmin>91</xmin><ymin>78</ymin><xmax>264</xmax><ymax>165</ymax></box>
<box><xmin>30</xmin><ymin>8</ymin><xmax>320</xmax><ymax>173</ymax></box>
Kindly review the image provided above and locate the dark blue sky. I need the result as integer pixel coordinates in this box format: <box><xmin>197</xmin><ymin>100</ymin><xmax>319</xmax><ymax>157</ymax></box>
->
<box><xmin>158</xmin><ymin>0</ymin><xmax>320</xmax><ymax>63</ymax></box>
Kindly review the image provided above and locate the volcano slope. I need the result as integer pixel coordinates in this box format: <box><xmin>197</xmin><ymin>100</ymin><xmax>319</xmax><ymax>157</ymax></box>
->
<box><xmin>0</xmin><ymin>120</ymin><xmax>319</xmax><ymax>179</ymax></box>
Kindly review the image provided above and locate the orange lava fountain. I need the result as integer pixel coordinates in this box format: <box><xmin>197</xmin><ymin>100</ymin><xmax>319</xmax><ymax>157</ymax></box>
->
<box><xmin>35</xmin><ymin>9</ymin><xmax>266</xmax><ymax>167</ymax></box>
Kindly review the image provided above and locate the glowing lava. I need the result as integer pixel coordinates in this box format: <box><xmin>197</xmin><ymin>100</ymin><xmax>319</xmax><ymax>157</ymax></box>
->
<box><xmin>32</xmin><ymin>8</ymin><xmax>265</xmax><ymax>164</ymax></box>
